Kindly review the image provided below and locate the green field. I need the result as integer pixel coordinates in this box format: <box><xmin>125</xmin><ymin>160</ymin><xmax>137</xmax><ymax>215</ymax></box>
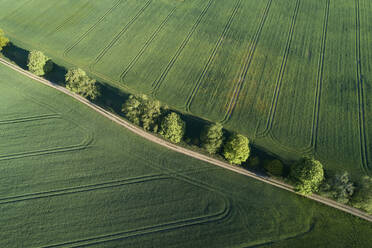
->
<box><xmin>0</xmin><ymin>0</ymin><xmax>371</xmax><ymax>177</ymax></box>
<box><xmin>1</xmin><ymin>62</ymin><xmax>372</xmax><ymax>246</ymax></box>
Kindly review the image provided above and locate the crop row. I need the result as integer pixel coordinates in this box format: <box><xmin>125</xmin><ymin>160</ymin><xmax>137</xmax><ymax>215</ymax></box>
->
<box><xmin>257</xmin><ymin>0</ymin><xmax>301</xmax><ymax>137</ymax></box>
<box><xmin>89</xmin><ymin>0</ymin><xmax>153</xmax><ymax>70</ymax></box>
<box><xmin>43</xmin><ymin>197</ymin><xmax>230</xmax><ymax>248</ymax></box>
<box><xmin>355</xmin><ymin>0</ymin><xmax>370</xmax><ymax>174</ymax></box>
<box><xmin>220</xmin><ymin>0</ymin><xmax>273</xmax><ymax>123</ymax></box>
<box><xmin>184</xmin><ymin>0</ymin><xmax>243</xmax><ymax>111</ymax></box>
<box><xmin>151</xmin><ymin>0</ymin><xmax>215</xmax><ymax>93</ymax></box>
<box><xmin>120</xmin><ymin>7</ymin><xmax>177</xmax><ymax>82</ymax></box>
<box><xmin>63</xmin><ymin>0</ymin><xmax>123</xmax><ymax>58</ymax></box>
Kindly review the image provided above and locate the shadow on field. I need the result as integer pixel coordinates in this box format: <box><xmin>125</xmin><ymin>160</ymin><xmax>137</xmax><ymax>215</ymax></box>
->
<box><xmin>95</xmin><ymin>82</ymin><xmax>130</xmax><ymax>114</ymax></box>
<box><xmin>2</xmin><ymin>42</ymin><xmax>29</xmax><ymax>69</ymax></box>
<box><xmin>44</xmin><ymin>63</ymin><xmax>67</xmax><ymax>86</ymax></box>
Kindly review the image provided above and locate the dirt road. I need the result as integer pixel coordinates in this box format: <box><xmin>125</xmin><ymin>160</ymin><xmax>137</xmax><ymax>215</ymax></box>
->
<box><xmin>1</xmin><ymin>57</ymin><xmax>371</xmax><ymax>222</ymax></box>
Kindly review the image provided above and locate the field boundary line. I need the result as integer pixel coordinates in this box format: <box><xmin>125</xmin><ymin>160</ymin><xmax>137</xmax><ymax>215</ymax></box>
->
<box><xmin>0</xmin><ymin>174</ymin><xmax>167</xmax><ymax>205</ymax></box>
<box><xmin>89</xmin><ymin>0</ymin><xmax>152</xmax><ymax>71</ymax></box>
<box><xmin>0</xmin><ymin>58</ymin><xmax>371</xmax><ymax>222</ymax></box>
<box><xmin>62</xmin><ymin>0</ymin><xmax>123</xmax><ymax>58</ymax></box>
<box><xmin>120</xmin><ymin>7</ymin><xmax>177</xmax><ymax>83</ymax></box>
<box><xmin>355</xmin><ymin>0</ymin><xmax>370</xmax><ymax>175</ymax></box>
<box><xmin>42</xmin><ymin>197</ymin><xmax>230</xmax><ymax>248</ymax></box>
<box><xmin>151</xmin><ymin>0</ymin><xmax>215</xmax><ymax>94</ymax></box>
<box><xmin>185</xmin><ymin>0</ymin><xmax>242</xmax><ymax>111</ymax></box>
<box><xmin>256</xmin><ymin>0</ymin><xmax>301</xmax><ymax>137</ymax></box>
<box><xmin>220</xmin><ymin>0</ymin><xmax>273</xmax><ymax>123</ymax></box>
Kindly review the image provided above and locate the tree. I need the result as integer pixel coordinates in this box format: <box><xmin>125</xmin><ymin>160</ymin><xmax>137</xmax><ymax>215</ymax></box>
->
<box><xmin>352</xmin><ymin>176</ymin><xmax>372</xmax><ymax>214</ymax></box>
<box><xmin>122</xmin><ymin>95</ymin><xmax>142</xmax><ymax>125</ymax></box>
<box><xmin>320</xmin><ymin>172</ymin><xmax>355</xmax><ymax>204</ymax></box>
<box><xmin>140</xmin><ymin>95</ymin><xmax>162</xmax><ymax>131</ymax></box>
<box><xmin>200</xmin><ymin>123</ymin><xmax>223</xmax><ymax>154</ymax></box>
<box><xmin>65</xmin><ymin>68</ymin><xmax>100</xmax><ymax>100</ymax></box>
<box><xmin>290</xmin><ymin>158</ymin><xmax>324</xmax><ymax>195</ymax></box>
<box><xmin>160</xmin><ymin>112</ymin><xmax>185</xmax><ymax>143</ymax></box>
<box><xmin>121</xmin><ymin>94</ymin><xmax>162</xmax><ymax>131</ymax></box>
<box><xmin>0</xmin><ymin>29</ymin><xmax>9</xmax><ymax>51</ymax></box>
<box><xmin>27</xmin><ymin>50</ymin><xmax>53</xmax><ymax>76</ymax></box>
<box><xmin>223</xmin><ymin>134</ymin><xmax>250</xmax><ymax>165</ymax></box>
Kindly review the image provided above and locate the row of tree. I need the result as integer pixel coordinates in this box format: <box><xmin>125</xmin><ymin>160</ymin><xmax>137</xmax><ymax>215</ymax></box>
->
<box><xmin>25</xmin><ymin>50</ymin><xmax>101</xmax><ymax>100</ymax></box>
<box><xmin>1</xmin><ymin>30</ymin><xmax>370</xmax><ymax>213</ymax></box>
<box><xmin>122</xmin><ymin>94</ymin><xmax>251</xmax><ymax>165</ymax></box>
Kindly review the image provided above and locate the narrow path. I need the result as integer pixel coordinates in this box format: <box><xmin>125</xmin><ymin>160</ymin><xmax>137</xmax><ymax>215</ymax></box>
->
<box><xmin>0</xmin><ymin>57</ymin><xmax>371</xmax><ymax>222</ymax></box>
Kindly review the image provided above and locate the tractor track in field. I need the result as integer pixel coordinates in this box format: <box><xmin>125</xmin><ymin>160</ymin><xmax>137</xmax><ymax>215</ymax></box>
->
<box><xmin>256</xmin><ymin>0</ymin><xmax>301</xmax><ymax>138</ymax></box>
<box><xmin>0</xmin><ymin>113</ymin><xmax>60</xmax><ymax>124</ymax></box>
<box><xmin>0</xmin><ymin>114</ymin><xmax>94</xmax><ymax>161</ymax></box>
<box><xmin>42</xmin><ymin>198</ymin><xmax>230</xmax><ymax>248</ymax></box>
<box><xmin>89</xmin><ymin>0</ymin><xmax>152</xmax><ymax>71</ymax></box>
<box><xmin>1</xmin><ymin>57</ymin><xmax>371</xmax><ymax>223</ymax></box>
<box><xmin>184</xmin><ymin>0</ymin><xmax>242</xmax><ymax>112</ymax></box>
<box><xmin>151</xmin><ymin>0</ymin><xmax>215</xmax><ymax>94</ymax></box>
<box><xmin>220</xmin><ymin>0</ymin><xmax>272</xmax><ymax>124</ymax></box>
<box><xmin>309</xmin><ymin>0</ymin><xmax>330</xmax><ymax>151</ymax></box>
<box><xmin>263</xmin><ymin>0</ymin><xmax>330</xmax><ymax>155</ymax></box>
<box><xmin>243</xmin><ymin>222</ymin><xmax>316</xmax><ymax>248</ymax></box>
<box><xmin>45</xmin><ymin>1</ymin><xmax>92</xmax><ymax>38</ymax></box>
<box><xmin>0</xmin><ymin>174</ymin><xmax>167</xmax><ymax>205</ymax></box>
<box><xmin>355</xmin><ymin>0</ymin><xmax>370</xmax><ymax>175</ymax></box>
<box><xmin>0</xmin><ymin>0</ymin><xmax>34</xmax><ymax>22</ymax></box>
<box><xmin>0</xmin><ymin>133</ymin><xmax>93</xmax><ymax>161</ymax></box>
<box><xmin>63</xmin><ymin>0</ymin><xmax>123</xmax><ymax>58</ymax></box>
<box><xmin>120</xmin><ymin>7</ymin><xmax>177</xmax><ymax>83</ymax></box>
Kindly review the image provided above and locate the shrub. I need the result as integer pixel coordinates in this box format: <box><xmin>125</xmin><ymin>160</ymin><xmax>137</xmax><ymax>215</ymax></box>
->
<box><xmin>160</xmin><ymin>112</ymin><xmax>185</xmax><ymax>143</ymax></box>
<box><xmin>65</xmin><ymin>68</ymin><xmax>100</xmax><ymax>100</ymax></box>
<box><xmin>200</xmin><ymin>123</ymin><xmax>223</xmax><ymax>154</ymax></box>
<box><xmin>320</xmin><ymin>172</ymin><xmax>355</xmax><ymax>204</ymax></box>
<box><xmin>223</xmin><ymin>134</ymin><xmax>250</xmax><ymax>165</ymax></box>
<box><xmin>0</xmin><ymin>29</ymin><xmax>9</xmax><ymax>51</ymax></box>
<box><xmin>264</xmin><ymin>159</ymin><xmax>284</xmax><ymax>177</ymax></box>
<box><xmin>290</xmin><ymin>157</ymin><xmax>324</xmax><ymax>195</ymax></box>
<box><xmin>27</xmin><ymin>50</ymin><xmax>53</xmax><ymax>76</ymax></box>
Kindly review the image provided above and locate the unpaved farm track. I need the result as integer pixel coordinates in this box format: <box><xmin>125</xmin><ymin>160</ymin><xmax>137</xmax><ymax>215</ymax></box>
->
<box><xmin>1</xmin><ymin>57</ymin><xmax>371</xmax><ymax>223</ymax></box>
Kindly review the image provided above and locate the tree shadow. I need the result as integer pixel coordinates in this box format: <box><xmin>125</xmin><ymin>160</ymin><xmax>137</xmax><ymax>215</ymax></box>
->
<box><xmin>95</xmin><ymin>82</ymin><xmax>130</xmax><ymax>114</ymax></box>
<box><xmin>44</xmin><ymin>62</ymin><xmax>67</xmax><ymax>86</ymax></box>
<box><xmin>2</xmin><ymin>42</ymin><xmax>29</xmax><ymax>69</ymax></box>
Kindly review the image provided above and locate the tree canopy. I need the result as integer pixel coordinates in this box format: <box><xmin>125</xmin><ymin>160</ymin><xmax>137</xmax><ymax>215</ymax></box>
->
<box><xmin>160</xmin><ymin>112</ymin><xmax>185</xmax><ymax>143</ymax></box>
<box><xmin>27</xmin><ymin>50</ymin><xmax>53</xmax><ymax>76</ymax></box>
<box><xmin>65</xmin><ymin>68</ymin><xmax>100</xmax><ymax>100</ymax></box>
<box><xmin>320</xmin><ymin>172</ymin><xmax>355</xmax><ymax>204</ymax></box>
<box><xmin>200</xmin><ymin>123</ymin><xmax>224</xmax><ymax>154</ymax></box>
<box><xmin>0</xmin><ymin>29</ymin><xmax>9</xmax><ymax>51</ymax></box>
<box><xmin>290</xmin><ymin>157</ymin><xmax>324</xmax><ymax>195</ymax></box>
<box><xmin>122</xmin><ymin>94</ymin><xmax>162</xmax><ymax>132</ymax></box>
<box><xmin>223</xmin><ymin>134</ymin><xmax>250</xmax><ymax>165</ymax></box>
